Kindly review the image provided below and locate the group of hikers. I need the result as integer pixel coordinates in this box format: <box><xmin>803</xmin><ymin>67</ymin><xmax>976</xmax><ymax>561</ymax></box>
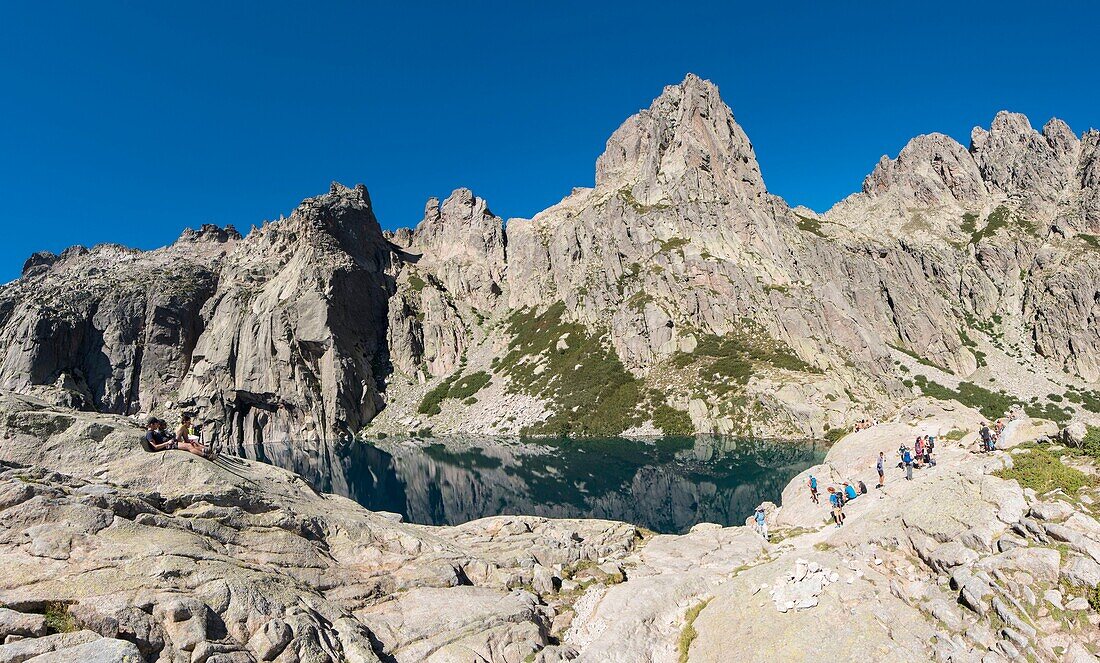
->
<box><xmin>143</xmin><ymin>414</ymin><xmax>215</xmax><ymax>459</ymax></box>
<box><xmin>800</xmin><ymin>433</ymin><xmax>943</xmax><ymax>529</ymax></box>
<box><xmin>791</xmin><ymin>420</ymin><xmax>1011</xmax><ymax>533</ymax></box>
<box><xmin>805</xmin><ymin>473</ymin><xmax>869</xmax><ymax>528</ymax></box>
<box><xmin>853</xmin><ymin>418</ymin><xmax>877</xmax><ymax>432</ymax></box>
<box><xmin>979</xmin><ymin>421</ymin><xmax>1003</xmax><ymax>453</ymax></box>
<box><xmin>896</xmin><ymin>434</ymin><xmax>938</xmax><ymax>480</ymax></box>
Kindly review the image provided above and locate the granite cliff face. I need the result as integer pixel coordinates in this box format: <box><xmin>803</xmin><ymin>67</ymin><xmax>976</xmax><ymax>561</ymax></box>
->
<box><xmin>0</xmin><ymin>75</ymin><xmax>1097</xmax><ymax>444</ymax></box>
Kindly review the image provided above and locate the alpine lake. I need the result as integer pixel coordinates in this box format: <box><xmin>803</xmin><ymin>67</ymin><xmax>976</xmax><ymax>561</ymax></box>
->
<box><xmin>259</xmin><ymin>435</ymin><xmax>828</xmax><ymax>534</ymax></box>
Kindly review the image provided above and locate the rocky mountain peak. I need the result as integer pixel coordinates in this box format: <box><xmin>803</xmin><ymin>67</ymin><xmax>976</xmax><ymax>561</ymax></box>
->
<box><xmin>175</xmin><ymin>223</ymin><xmax>242</xmax><ymax>245</ymax></box>
<box><xmin>279</xmin><ymin>181</ymin><xmax>386</xmax><ymax>262</ymax></box>
<box><xmin>594</xmin><ymin>73</ymin><xmax>765</xmax><ymax>206</ymax></box>
<box><xmin>861</xmin><ymin>132</ymin><xmax>987</xmax><ymax>207</ymax></box>
<box><xmin>411</xmin><ymin>188</ymin><xmax>507</xmax><ymax>311</ymax></box>
<box><xmin>971</xmin><ymin>111</ymin><xmax>1080</xmax><ymax>206</ymax></box>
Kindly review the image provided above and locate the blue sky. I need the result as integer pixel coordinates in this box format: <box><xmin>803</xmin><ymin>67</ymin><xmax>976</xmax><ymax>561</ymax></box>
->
<box><xmin>1</xmin><ymin>1</ymin><xmax>1097</xmax><ymax>282</ymax></box>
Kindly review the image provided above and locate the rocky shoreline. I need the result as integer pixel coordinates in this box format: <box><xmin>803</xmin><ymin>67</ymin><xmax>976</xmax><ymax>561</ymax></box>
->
<box><xmin>2</xmin><ymin>390</ymin><xmax>1100</xmax><ymax>661</ymax></box>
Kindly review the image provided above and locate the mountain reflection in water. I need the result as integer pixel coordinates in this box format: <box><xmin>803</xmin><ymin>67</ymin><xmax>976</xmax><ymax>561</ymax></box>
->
<box><xmin>248</xmin><ymin>436</ymin><xmax>826</xmax><ymax>534</ymax></box>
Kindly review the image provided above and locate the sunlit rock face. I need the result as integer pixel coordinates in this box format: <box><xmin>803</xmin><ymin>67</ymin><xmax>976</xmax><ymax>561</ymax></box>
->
<box><xmin>0</xmin><ymin>74</ymin><xmax>1097</xmax><ymax>446</ymax></box>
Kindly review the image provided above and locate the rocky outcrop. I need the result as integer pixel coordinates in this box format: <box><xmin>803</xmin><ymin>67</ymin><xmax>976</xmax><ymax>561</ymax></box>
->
<box><xmin>0</xmin><ymin>391</ymin><xmax>641</xmax><ymax>662</ymax></box>
<box><xmin>0</xmin><ymin>226</ymin><xmax>236</xmax><ymax>414</ymax></box>
<box><xmin>3</xmin><ymin>389</ymin><xmax>1100</xmax><ymax>660</ymax></box>
<box><xmin>177</xmin><ymin>183</ymin><xmax>398</xmax><ymax>450</ymax></box>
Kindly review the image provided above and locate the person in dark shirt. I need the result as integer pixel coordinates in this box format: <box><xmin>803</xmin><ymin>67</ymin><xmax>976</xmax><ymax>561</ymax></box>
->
<box><xmin>144</xmin><ymin>417</ymin><xmax>176</xmax><ymax>451</ymax></box>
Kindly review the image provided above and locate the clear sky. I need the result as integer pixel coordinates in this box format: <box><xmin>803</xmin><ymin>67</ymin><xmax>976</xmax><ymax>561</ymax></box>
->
<box><xmin>1</xmin><ymin>1</ymin><xmax>1097</xmax><ymax>282</ymax></box>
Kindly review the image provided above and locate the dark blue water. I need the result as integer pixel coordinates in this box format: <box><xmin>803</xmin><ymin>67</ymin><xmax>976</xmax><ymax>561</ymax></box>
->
<box><xmin>263</xmin><ymin>436</ymin><xmax>825</xmax><ymax>534</ymax></box>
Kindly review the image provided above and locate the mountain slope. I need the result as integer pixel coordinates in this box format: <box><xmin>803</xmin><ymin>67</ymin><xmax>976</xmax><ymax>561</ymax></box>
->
<box><xmin>0</xmin><ymin>74</ymin><xmax>1097</xmax><ymax>445</ymax></box>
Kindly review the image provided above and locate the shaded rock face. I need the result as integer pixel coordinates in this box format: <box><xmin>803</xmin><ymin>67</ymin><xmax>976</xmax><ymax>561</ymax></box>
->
<box><xmin>0</xmin><ymin>74</ymin><xmax>1097</xmax><ymax>442</ymax></box>
<box><xmin>179</xmin><ymin>183</ymin><xmax>398</xmax><ymax>448</ymax></box>
<box><xmin>0</xmin><ymin>226</ymin><xmax>235</xmax><ymax>414</ymax></box>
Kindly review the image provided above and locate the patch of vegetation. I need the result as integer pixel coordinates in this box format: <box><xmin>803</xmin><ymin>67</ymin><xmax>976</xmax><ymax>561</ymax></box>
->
<box><xmin>943</xmin><ymin>428</ymin><xmax>967</xmax><ymax>441</ymax></box>
<box><xmin>678</xmin><ymin>598</ymin><xmax>712</xmax><ymax>663</ymax></box>
<box><xmin>1079</xmin><ymin>233</ymin><xmax>1100</xmax><ymax>250</ymax></box>
<box><xmin>1065</xmin><ymin>388</ymin><xmax>1100</xmax><ymax>414</ymax></box>
<box><xmin>796</xmin><ymin>214</ymin><xmax>825</xmax><ymax>238</ymax></box>
<box><xmin>498</xmin><ymin>303</ymin><xmax>646</xmax><ymax>436</ymax></box>
<box><xmin>1031</xmin><ymin>401</ymin><xmax>1073</xmax><ymax>425</ymax></box>
<box><xmin>763</xmin><ymin>283</ymin><xmax>790</xmax><ymax>295</ymax></box>
<box><xmin>912</xmin><ymin>375</ymin><xmax>1016</xmax><ymax>420</ymax></box>
<box><xmin>1065</xmin><ymin>426</ymin><xmax>1100</xmax><ymax>459</ymax></box>
<box><xmin>652</xmin><ymin>403</ymin><xmax>694</xmax><ymax>436</ymax></box>
<box><xmin>995</xmin><ymin>447</ymin><xmax>1093</xmax><ymax>494</ymax></box>
<box><xmin>407</xmin><ymin>272</ymin><xmax>427</xmax><ymax>292</ymax></box>
<box><xmin>418</xmin><ymin>374</ymin><xmax>459</xmax><ymax>415</ymax></box>
<box><xmin>44</xmin><ymin>602</ymin><xmax>77</xmax><ymax>634</ymax></box>
<box><xmin>627</xmin><ymin>291</ymin><xmax>654</xmax><ymax>313</ymax></box>
<box><xmin>972</xmin><ymin>348</ymin><xmax>987</xmax><ymax>368</ymax></box>
<box><xmin>823</xmin><ymin>426</ymin><xmax>850</xmax><ymax>443</ymax></box>
<box><xmin>668</xmin><ymin>324</ymin><xmax>817</xmax><ymax>406</ymax></box>
<box><xmin>418</xmin><ymin>371</ymin><xmax>491</xmax><ymax>415</ymax></box>
<box><xmin>619</xmin><ymin>187</ymin><xmax>671</xmax><ymax>214</ymax></box>
<box><xmin>449</xmin><ymin>371</ymin><xmax>491</xmax><ymax>399</ymax></box>
<box><xmin>960</xmin><ymin>212</ymin><xmax>979</xmax><ymax>237</ymax></box>
<box><xmin>966</xmin><ymin>205</ymin><xmax>1040</xmax><ymax>244</ymax></box>
<box><xmin>962</xmin><ymin>309</ymin><xmax>1001</xmax><ymax>339</ymax></box>
<box><xmin>770</xmin><ymin>526</ymin><xmax>817</xmax><ymax>543</ymax></box>
<box><xmin>658</xmin><ymin>237</ymin><xmax>690</xmax><ymax>254</ymax></box>
<box><xmin>969</xmin><ymin>206</ymin><xmax>1011</xmax><ymax>244</ymax></box>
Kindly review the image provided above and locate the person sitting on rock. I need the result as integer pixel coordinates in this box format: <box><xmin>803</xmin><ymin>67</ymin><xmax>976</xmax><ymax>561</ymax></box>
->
<box><xmin>143</xmin><ymin>416</ymin><xmax>177</xmax><ymax>452</ymax></box>
<box><xmin>176</xmin><ymin>414</ymin><xmax>213</xmax><ymax>458</ymax></box>
<box><xmin>843</xmin><ymin>482</ymin><xmax>858</xmax><ymax>501</ymax></box>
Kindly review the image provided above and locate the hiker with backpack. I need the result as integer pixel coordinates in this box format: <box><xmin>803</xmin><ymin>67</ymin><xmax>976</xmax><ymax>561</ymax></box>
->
<box><xmin>828</xmin><ymin>488</ymin><xmax>845</xmax><ymax>527</ymax></box>
<box><xmin>808</xmin><ymin>474</ymin><xmax>819</xmax><ymax>504</ymax></box>
<box><xmin>754</xmin><ymin>507</ymin><xmax>769</xmax><ymax>540</ymax></box>
<box><xmin>843</xmin><ymin>482</ymin><xmax>858</xmax><ymax>501</ymax></box>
